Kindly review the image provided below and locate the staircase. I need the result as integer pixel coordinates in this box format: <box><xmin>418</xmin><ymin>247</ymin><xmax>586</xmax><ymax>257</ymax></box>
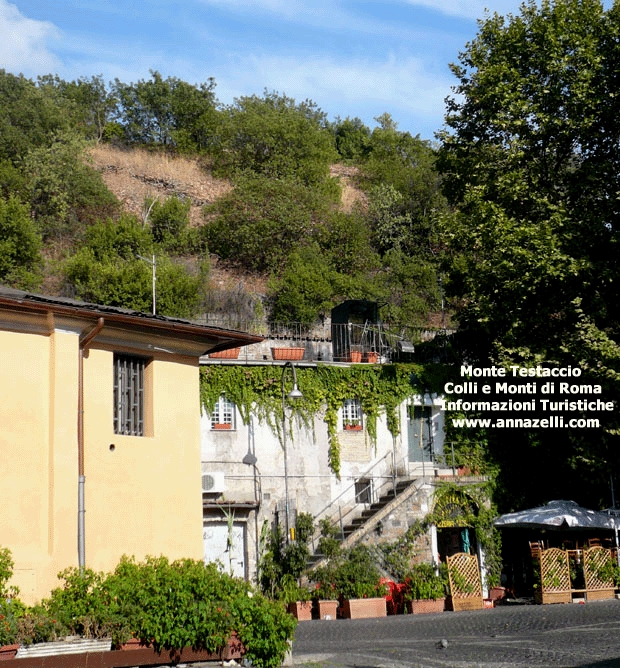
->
<box><xmin>307</xmin><ymin>476</ymin><xmax>427</xmax><ymax>570</ymax></box>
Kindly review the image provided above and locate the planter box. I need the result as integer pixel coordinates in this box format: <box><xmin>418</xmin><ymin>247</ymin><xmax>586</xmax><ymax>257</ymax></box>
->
<box><xmin>317</xmin><ymin>599</ymin><xmax>338</xmax><ymax>620</ymax></box>
<box><xmin>0</xmin><ymin>645</ymin><xmax>19</xmax><ymax>661</ymax></box>
<box><xmin>344</xmin><ymin>423</ymin><xmax>362</xmax><ymax>431</ymax></box>
<box><xmin>2</xmin><ymin>636</ymin><xmax>245</xmax><ymax>667</ymax></box>
<box><xmin>16</xmin><ymin>639</ymin><xmax>112</xmax><ymax>658</ymax></box>
<box><xmin>341</xmin><ymin>597</ymin><xmax>387</xmax><ymax>619</ymax></box>
<box><xmin>406</xmin><ymin>598</ymin><xmax>446</xmax><ymax>614</ymax></box>
<box><xmin>287</xmin><ymin>600</ymin><xmax>313</xmax><ymax>621</ymax></box>
<box><xmin>271</xmin><ymin>347</ymin><xmax>305</xmax><ymax>361</ymax></box>
<box><xmin>346</xmin><ymin>351</ymin><xmax>363</xmax><ymax>363</ymax></box>
<box><xmin>212</xmin><ymin>423</ymin><xmax>232</xmax><ymax>430</ymax></box>
<box><xmin>209</xmin><ymin>347</ymin><xmax>240</xmax><ymax>359</ymax></box>
<box><xmin>365</xmin><ymin>351</ymin><xmax>379</xmax><ymax>363</ymax></box>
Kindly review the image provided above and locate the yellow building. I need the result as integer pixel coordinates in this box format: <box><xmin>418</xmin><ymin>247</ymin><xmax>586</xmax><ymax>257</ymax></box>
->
<box><xmin>0</xmin><ymin>287</ymin><xmax>260</xmax><ymax>604</ymax></box>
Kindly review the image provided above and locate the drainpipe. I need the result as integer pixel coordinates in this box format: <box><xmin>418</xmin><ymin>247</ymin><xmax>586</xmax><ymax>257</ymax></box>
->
<box><xmin>78</xmin><ymin>318</ymin><xmax>104</xmax><ymax>573</ymax></box>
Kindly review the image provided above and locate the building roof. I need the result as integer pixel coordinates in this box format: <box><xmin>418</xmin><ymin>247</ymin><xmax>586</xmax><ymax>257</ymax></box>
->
<box><xmin>0</xmin><ymin>287</ymin><xmax>262</xmax><ymax>355</ymax></box>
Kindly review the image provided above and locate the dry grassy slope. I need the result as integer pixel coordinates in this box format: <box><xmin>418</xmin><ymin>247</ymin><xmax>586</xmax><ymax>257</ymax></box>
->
<box><xmin>87</xmin><ymin>145</ymin><xmax>368</xmax><ymax>295</ymax></box>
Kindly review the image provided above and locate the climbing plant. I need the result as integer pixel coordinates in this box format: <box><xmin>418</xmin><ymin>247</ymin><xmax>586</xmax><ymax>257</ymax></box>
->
<box><xmin>378</xmin><ymin>481</ymin><xmax>501</xmax><ymax>588</ymax></box>
<box><xmin>200</xmin><ymin>363</ymin><xmax>440</xmax><ymax>477</ymax></box>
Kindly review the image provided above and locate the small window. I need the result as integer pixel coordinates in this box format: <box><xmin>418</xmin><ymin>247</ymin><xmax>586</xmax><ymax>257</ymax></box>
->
<box><xmin>212</xmin><ymin>395</ymin><xmax>236</xmax><ymax>430</ymax></box>
<box><xmin>342</xmin><ymin>398</ymin><xmax>363</xmax><ymax>431</ymax></box>
<box><xmin>355</xmin><ymin>478</ymin><xmax>372</xmax><ymax>504</ymax></box>
<box><xmin>113</xmin><ymin>353</ymin><xmax>148</xmax><ymax>436</ymax></box>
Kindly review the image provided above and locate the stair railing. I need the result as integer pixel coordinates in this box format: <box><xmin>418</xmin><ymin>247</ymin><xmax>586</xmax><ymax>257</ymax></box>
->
<box><xmin>311</xmin><ymin>451</ymin><xmax>399</xmax><ymax>550</ymax></box>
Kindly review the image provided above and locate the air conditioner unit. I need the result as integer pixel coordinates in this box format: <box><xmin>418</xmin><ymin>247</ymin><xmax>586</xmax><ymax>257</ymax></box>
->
<box><xmin>202</xmin><ymin>472</ymin><xmax>225</xmax><ymax>494</ymax></box>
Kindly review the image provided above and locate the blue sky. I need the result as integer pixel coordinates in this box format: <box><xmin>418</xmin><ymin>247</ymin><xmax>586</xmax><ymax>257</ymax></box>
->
<box><xmin>0</xmin><ymin>0</ymin><xmax>594</xmax><ymax>140</ymax></box>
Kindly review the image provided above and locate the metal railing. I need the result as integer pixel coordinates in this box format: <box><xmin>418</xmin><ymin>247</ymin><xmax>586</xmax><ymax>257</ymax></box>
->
<box><xmin>310</xmin><ymin>452</ymin><xmax>401</xmax><ymax>551</ymax></box>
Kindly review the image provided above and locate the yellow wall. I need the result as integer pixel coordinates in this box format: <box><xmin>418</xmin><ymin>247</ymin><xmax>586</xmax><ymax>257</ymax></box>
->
<box><xmin>0</xmin><ymin>321</ymin><xmax>203</xmax><ymax>604</ymax></box>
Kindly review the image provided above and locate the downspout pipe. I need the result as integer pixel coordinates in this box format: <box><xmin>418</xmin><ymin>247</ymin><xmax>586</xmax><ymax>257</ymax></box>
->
<box><xmin>78</xmin><ymin>317</ymin><xmax>104</xmax><ymax>573</ymax></box>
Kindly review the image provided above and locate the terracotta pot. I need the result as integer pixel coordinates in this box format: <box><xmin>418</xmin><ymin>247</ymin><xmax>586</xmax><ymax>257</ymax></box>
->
<box><xmin>317</xmin><ymin>599</ymin><xmax>338</xmax><ymax>619</ymax></box>
<box><xmin>271</xmin><ymin>347</ymin><xmax>305</xmax><ymax>360</ymax></box>
<box><xmin>346</xmin><ymin>351</ymin><xmax>363</xmax><ymax>363</ymax></box>
<box><xmin>209</xmin><ymin>347</ymin><xmax>241</xmax><ymax>359</ymax></box>
<box><xmin>344</xmin><ymin>424</ymin><xmax>362</xmax><ymax>431</ymax></box>
<box><xmin>287</xmin><ymin>600</ymin><xmax>313</xmax><ymax>621</ymax></box>
<box><xmin>406</xmin><ymin>597</ymin><xmax>446</xmax><ymax>614</ymax></box>
<box><xmin>341</xmin><ymin>597</ymin><xmax>387</xmax><ymax>619</ymax></box>
<box><xmin>0</xmin><ymin>644</ymin><xmax>19</xmax><ymax>661</ymax></box>
<box><xmin>365</xmin><ymin>351</ymin><xmax>379</xmax><ymax>363</ymax></box>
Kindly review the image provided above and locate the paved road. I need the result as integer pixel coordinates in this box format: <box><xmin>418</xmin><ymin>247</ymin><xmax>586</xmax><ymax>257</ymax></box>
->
<box><xmin>292</xmin><ymin>599</ymin><xmax>620</xmax><ymax>668</ymax></box>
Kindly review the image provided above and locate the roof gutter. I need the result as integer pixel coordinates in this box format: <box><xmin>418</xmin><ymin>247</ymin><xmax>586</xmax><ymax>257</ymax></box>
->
<box><xmin>77</xmin><ymin>317</ymin><xmax>104</xmax><ymax>573</ymax></box>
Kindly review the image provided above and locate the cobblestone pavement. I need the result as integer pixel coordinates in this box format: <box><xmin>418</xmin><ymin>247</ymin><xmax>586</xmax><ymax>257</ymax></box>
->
<box><xmin>292</xmin><ymin>600</ymin><xmax>620</xmax><ymax>668</ymax></box>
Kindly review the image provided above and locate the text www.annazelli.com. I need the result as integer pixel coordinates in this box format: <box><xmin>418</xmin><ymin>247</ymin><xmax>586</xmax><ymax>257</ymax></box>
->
<box><xmin>451</xmin><ymin>416</ymin><xmax>600</xmax><ymax>429</ymax></box>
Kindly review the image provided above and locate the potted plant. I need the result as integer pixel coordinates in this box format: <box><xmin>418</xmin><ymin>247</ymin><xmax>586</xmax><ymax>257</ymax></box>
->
<box><xmin>311</xmin><ymin>581</ymin><xmax>339</xmax><ymax>620</ymax></box>
<box><xmin>279</xmin><ymin>575</ymin><xmax>313</xmax><ymax>621</ymax></box>
<box><xmin>331</xmin><ymin>546</ymin><xmax>387</xmax><ymax>619</ymax></box>
<box><xmin>403</xmin><ymin>564</ymin><xmax>448</xmax><ymax>614</ymax></box>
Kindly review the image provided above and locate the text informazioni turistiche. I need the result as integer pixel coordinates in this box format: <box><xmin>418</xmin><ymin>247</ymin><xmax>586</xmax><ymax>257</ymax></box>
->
<box><xmin>443</xmin><ymin>366</ymin><xmax>614</xmax><ymax>429</ymax></box>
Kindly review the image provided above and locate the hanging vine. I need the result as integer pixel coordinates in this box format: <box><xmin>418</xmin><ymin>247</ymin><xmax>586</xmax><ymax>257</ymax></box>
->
<box><xmin>200</xmin><ymin>363</ymin><xmax>441</xmax><ymax>477</ymax></box>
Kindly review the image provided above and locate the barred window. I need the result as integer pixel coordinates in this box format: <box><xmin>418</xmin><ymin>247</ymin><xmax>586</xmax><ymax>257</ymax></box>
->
<box><xmin>342</xmin><ymin>398</ymin><xmax>363</xmax><ymax>430</ymax></box>
<box><xmin>113</xmin><ymin>354</ymin><xmax>147</xmax><ymax>436</ymax></box>
<box><xmin>212</xmin><ymin>395</ymin><xmax>236</xmax><ymax>429</ymax></box>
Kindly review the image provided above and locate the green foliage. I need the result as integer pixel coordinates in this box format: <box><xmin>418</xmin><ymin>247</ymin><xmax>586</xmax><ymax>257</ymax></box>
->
<box><xmin>437</xmin><ymin>0</ymin><xmax>620</xmax><ymax>509</ymax></box>
<box><xmin>200</xmin><ymin>363</ymin><xmax>424</xmax><ymax>477</ymax></box>
<box><xmin>0</xmin><ymin>195</ymin><xmax>42</xmax><ymax>289</ymax></box>
<box><xmin>63</xmin><ymin>216</ymin><xmax>208</xmax><ymax>317</ymax></box>
<box><xmin>317</xmin><ymin>519</ymin><xmax>341</xmax><ymax>560</ymax></box>
<box><xmin>113</xmin><ymin>71</ymin><xmax>219</xmax><ymax>151</ymax></box>
<box><xmin>403</xmin><ymin>564</ymin><xmax>449</xmax><ymax>601</ymax></box>
<box><xmin>147</xmin><ymin>195</ymin><xmax>191</xmax><ymax>247</ymax></box>
<box><xmin>311</xmin><ymin>545</ymin><xmax>386</xmax><ymax>600</ymax></box>
<box><xmin>23</xmin><ymin>131</ymin><xmax>119</xmax><ymax>239</ymax></box>
<box><xmin>0</xmin><ymin>547</ymin><xmax>18</xmax><ymax>598</ymax></box>
<box><xmin>216</xmin><ymin>90</ymin><xmax>337</xmax><ymax>187</ymax></box>
<box><xmin>330</xmin><ymin>116</ymin><xmax>372</xmax><ymax>161</ymax></box>
<box><xmin>38</xmin><ymin>556</ymin><xmax>295</xmax><ymax>668</ymax></box>
<box><xmin>204</xmin><ymin>174</ymin><xmax>334</xmax><ymax>273</ymax></box>
<box><xmin>268</xmin><ymin>244</ymin><xmax>336</xmax><ymax>325</ymax></box>
<box><xmin>0</xmin><ymin>70</ymin><xmax>70</xmax><ymax>164</ymax></box>
<box><xmin>258</xmin><ymin>514</ymin><xmax>314</xmax><ymax>598</ymax></box>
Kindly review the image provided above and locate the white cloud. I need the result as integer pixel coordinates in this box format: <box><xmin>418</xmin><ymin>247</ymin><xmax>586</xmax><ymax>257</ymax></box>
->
<box><xmin>214</xmin><ymin>52</ymin><xmax>450</xmax><ymax>132</ymax></box>
<box><xmin>0</xmin><ymin>0</ymin><xmax>61</xmax><ymax>74</ymax></box>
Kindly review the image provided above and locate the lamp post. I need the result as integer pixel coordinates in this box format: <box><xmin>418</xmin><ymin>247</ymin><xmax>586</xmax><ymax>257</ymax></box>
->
<box><xmin>281</xmin><ymin>361</ymin><xmax>303</xmax><ymax>543</ymax></box>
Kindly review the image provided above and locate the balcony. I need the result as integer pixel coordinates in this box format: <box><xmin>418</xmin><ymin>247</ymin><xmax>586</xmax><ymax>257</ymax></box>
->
<box><xmin>199</xmin><ymin>317</ymin><xmax>452</xmax><ymax>364</ymax></box>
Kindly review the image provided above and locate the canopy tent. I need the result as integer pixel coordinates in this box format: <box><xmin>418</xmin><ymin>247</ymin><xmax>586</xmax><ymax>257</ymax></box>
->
<box><xmin>494</xmin><ymin>500</ymin><xmax>615</xmax><ymax>531</ymax></box>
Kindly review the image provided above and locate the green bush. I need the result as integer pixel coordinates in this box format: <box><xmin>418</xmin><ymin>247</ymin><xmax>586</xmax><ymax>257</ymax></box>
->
<box><xmin>148</xmin><ymin>196</ymin><xmax>191</xmax><ymax>247</ymax></box>
<box><xmin>403</xmin><ymin>564</ymin><xmax>449</xmax><ymax>601</ymax></box>
<box><xmin>0</xmin><ymin>195</ymin><xmax>42</xmax><ymax>289</ymax></box>
<box><xmin>38</xmin><ymin>556</ymin><xmax>295</xmax><ymax>668</ymax></box>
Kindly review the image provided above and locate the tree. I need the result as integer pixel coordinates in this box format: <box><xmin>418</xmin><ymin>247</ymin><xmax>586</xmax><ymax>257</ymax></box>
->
<box><xmin>203</xmin><ymin>174</ymin><xmax>331</xmax><ymax>273</ymax></box>
<box><xmin>216</xmin><ymin>90</ymin><xmax>338</xmax><ymax>189</ymax></box>
<box><xmin>438</xmin><ymin>0</ymin><xmax>620</xmax><ymax>365</ymax></box>
<box><xmin>0</xmin><ymin>195</ymin><xmax>42</xmax><ymax>289</ymax></box>
<box><xmin>0</xmin><ymin>70</ymin><xmax>70</xmax><ymax>164</ymax></box>
<box><xmin>113</xmin><ymin>71</ymin><xmax>218</xmax><ymax>151</ymax></box>
<box><xmin>437</xmin><ymin>0</ymin><xmax>620</xmax><ymax>509</ymax></box>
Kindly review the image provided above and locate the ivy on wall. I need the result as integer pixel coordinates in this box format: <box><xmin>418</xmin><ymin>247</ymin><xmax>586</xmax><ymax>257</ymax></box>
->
<box><xmin>200</xmin><ymin>363</ymin><xmax>444</xmax><ymax>477</ymax></box>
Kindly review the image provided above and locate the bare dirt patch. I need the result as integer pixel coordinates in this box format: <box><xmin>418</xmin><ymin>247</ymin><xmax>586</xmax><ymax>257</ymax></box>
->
<box><xmin>88</xmin><ymin>145</ymin><xmax>232</xmax><ymax>227</ymax></box>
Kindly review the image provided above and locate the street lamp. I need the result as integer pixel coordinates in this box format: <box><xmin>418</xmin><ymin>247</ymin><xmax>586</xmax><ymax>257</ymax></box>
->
<box><xmin>281</xmin><ymin>361</ymin><xmax>303</xmax><ymax>543</ymax></box>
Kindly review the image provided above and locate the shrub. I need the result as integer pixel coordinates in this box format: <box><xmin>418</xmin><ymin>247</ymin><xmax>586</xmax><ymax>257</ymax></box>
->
<box><xmin>0</xmin><ymin>195</ymin><xmax>42</xmax><ymax>289</ymax></box>
<box><xmin>37</xmin><ymin>556</ymin><xmax>295</xmax><ymax>668</ymax></box>
<box><xmin>402</xmin><ymin>564</ymin><xmax>449</xmax><ymax>601</ymax></box>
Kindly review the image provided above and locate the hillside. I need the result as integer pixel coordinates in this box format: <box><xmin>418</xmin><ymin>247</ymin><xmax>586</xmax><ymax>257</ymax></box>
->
<box><xmin>87</xmin><ymin>145</ymin><xmax>369</xmax><ymax>300</ymax></box>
